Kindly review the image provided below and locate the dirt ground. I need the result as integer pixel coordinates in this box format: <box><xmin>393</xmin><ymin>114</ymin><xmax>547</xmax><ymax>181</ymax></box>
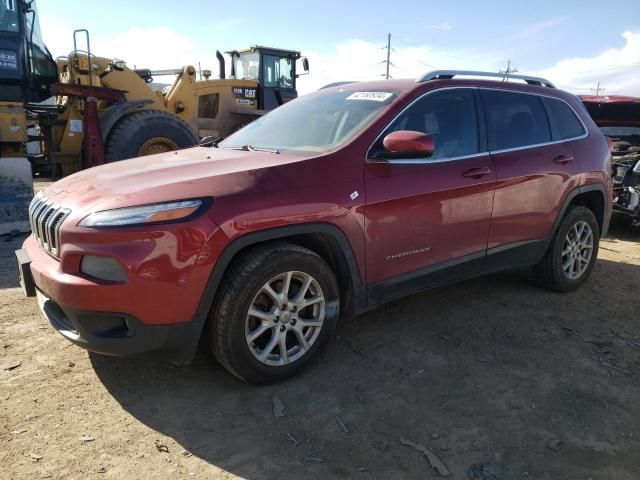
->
<box><xmin>1</xmin><ymin>188</ymin><xmax>639</xmax><ymax>479</ymax></box>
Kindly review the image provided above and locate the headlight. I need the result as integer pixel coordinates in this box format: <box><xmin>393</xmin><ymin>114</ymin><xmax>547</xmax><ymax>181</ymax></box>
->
<box><xmin>79</xmin><ymin>198</ymin><xmax>210</xmax><ymax>227</ymax></box>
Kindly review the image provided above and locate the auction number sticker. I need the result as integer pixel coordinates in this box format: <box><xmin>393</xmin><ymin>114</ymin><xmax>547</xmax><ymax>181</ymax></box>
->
<box><xmin>346</xmin><ymin>91</ymin><xmax>393</xmax><ymax>102</ymax></box>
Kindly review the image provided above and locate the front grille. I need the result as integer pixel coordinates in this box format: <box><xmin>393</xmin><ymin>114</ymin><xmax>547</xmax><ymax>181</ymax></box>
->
<box><xmin>28</xmin><ymin>194</ymin><xmax>71</xmax><ymax>258</ymax></box>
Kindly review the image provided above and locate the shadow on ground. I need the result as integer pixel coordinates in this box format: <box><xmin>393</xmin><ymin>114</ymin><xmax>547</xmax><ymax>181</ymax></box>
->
<box><xmin>606</xmin><ymin>215</ymin><xmax>640</xmax><ymax>242</ymax></box>
<box><xmin>91</xmin><ymin>258</ymin><xmax>640</xmax><ymax>480</ymax></box>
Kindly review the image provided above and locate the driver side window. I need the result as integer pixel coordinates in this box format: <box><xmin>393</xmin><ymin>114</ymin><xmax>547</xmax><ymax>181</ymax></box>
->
<box><xmin>380</xmin><ymin>88</ymin><xmax>480</xmax><ymax>160</ymax></box>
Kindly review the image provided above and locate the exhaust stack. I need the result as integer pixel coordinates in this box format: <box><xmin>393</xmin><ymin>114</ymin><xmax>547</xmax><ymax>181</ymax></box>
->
<box><xmin>216</xmin><ymin>51</ymin><xmax>225</xmax><ymax>79</ymax></box>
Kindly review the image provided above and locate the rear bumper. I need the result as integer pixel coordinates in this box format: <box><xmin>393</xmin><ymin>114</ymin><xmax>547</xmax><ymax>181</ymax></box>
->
<box><xmin>35</xmin><ymin>288</ymin><xmax>203</xmax><ymax>363</ymax></box>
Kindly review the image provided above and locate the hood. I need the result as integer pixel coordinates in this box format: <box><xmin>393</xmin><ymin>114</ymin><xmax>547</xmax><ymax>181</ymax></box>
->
<box><xmin>579</xmin><ymin>95</ymin><xmax>640</xmax><ymax>127</ymax></box>
<box><xmin>42</xmin><ymin>146</ymin><xmax>310</xmax><ymax>213</ymax></box>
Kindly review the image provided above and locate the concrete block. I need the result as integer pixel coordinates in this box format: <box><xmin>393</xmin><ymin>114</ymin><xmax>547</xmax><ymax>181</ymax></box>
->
<box><xmin>0</xmin><ymin>157</ymin><xmax>33</xmax><ymax>235</ymax></box>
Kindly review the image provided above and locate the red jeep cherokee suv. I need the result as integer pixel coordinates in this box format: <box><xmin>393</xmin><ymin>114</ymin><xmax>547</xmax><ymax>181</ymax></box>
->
<box><xmin>16</xmin><ymin>70</ymin><xmax>612</xmax><ymax>384</ymax></box>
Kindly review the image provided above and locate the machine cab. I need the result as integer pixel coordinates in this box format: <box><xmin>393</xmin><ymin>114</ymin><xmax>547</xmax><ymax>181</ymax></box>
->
<box><xmin>227</xmin><ymin>45</ymin><xmax>308</xmax><ymax>110</ymax></box>
<box><xmin>0</xmin><ymin>0</ymin><xmax>57</xmax><ymax>103</ymax></box>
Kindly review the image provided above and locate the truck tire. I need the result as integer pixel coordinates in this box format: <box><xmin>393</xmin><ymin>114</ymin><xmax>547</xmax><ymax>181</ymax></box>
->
<box><xmin>104</xmin><ymin>110</ymin><xmax>198</xmax><ymax>162</ymax></box>
<box><xmin>534</xmin><ymin>206</ymin><xmax>600</xmax><ymax>292</ymax></box>
<box><xmin>209</xmin><ymin>242</ymin><xmax>340</xmax><ymax>384</ymax></box>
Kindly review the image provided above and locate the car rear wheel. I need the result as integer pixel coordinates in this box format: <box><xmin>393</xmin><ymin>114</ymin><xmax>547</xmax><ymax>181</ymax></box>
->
<box><xmin>534</xmin><ymin>206</ymin><xmax>600</xmax><ymax>292</ymax></box>
<box><xmin>209</xmin><ymin>243</ymin><xmax>339</xmax><ymax>384</ymax></box>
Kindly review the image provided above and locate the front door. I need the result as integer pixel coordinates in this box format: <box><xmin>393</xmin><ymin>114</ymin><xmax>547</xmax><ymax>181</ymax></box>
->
<box><xmin>364</xmin><ymin>88</ymin><xmax>495</xmax><ymax>303</ymax></box>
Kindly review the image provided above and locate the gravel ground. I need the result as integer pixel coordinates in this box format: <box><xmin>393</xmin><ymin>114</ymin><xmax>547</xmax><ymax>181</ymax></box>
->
<box><xmin>1</xmin><ymin>194</ymin><xmax>639</xmax><ymax>479</ymax></box>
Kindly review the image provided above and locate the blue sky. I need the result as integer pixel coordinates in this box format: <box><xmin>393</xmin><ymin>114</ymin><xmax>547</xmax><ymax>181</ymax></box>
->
<box><xmin>38</xmin><ymin>0</ymin><xmax>640</xmax><ymax>94</ymax></box>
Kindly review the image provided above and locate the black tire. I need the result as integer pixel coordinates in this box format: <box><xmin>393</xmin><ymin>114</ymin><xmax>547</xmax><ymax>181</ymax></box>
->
<box><xmin>209</xmin><ymin>242</ymin><xmax>340</xmax><ymax>384</ymax></box>
<box><xmin>534</xmin><ymin>206</ymin><xmax>600</xmax><ymax>292</ymax></box>
<box><xmin>104</xmin><ymin>110</ymin><xmax>198</xmax><ymax>162</ymax></box>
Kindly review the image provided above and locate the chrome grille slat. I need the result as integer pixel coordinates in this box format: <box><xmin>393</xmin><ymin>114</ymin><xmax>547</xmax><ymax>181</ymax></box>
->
<box><xmin>28</xmin><ymin>195</ymin><xmax>70</xmax><ymax>258</ymax></box>
<box><xmin>41</xmin><ymin>209</ymin><xmax>55</xmax><ymax>248</ymax></box>
<box><xmin>46</xmin><ymin>212</ymin><xmax>61</xmax><ymax>251</ymax></box>
<box><xmin>33</xmin><ymin>202</ymin><xmax>49</xmax><ymax>247</ymax></box>
<box><xmin>44</xmin><ymin>209</ymin><xmax>57</xmax><ymax>249</ymax></box>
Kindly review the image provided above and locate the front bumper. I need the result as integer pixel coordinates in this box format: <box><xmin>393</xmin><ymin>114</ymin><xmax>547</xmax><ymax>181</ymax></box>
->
<box><xmin>16</xmin><ymin>218</ymin><xmax>229</xmax><ymax>362</ymax></box>
<box><xmin>16</xmin><ymin>246</ymin><xmax>203</xmax><ymax>363</ymax></box>
<box><xmin>35</xmin><ymin>288</ymin><xmax>201</xmax><ymax>363</ymax></box>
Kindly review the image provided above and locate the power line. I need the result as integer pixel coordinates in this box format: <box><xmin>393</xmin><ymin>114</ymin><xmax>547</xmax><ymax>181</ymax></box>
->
<box><xmin>571</xmin><ymin>63</ymin><xmax>640</xmax><ymax>74</ymax></box>
<box><xmin>389</xmin><ymin>62</ymin><xmax>413</xmax><ymax>74</ymax></box>
<box><xmin>393</xmin><ymin>35</ymin><xmax>503</xmax><ymax>64</ymax></box>
<box><xmin>391</xmin><ymin>48</ymin><xmax>437</xmax><ymax>68</ymax></box>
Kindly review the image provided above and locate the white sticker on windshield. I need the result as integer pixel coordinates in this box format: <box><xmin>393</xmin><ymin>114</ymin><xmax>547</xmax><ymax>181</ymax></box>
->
<box><xmin>346</xmin><ymin>91</ymin><xmax>393</xmax><ymax>102</ymax></box>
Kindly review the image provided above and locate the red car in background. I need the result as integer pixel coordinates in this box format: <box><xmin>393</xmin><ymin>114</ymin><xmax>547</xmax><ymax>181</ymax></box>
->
<box><xmin>580</xmin><ymin>96</ymin><xmax>640</xmax><ymax>226</ymax></box>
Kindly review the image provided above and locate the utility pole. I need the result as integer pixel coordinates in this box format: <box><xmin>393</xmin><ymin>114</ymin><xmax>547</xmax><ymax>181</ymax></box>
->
<box><xmin>385</xmin><ymin>33</ymin><xmax>391</xmax><ymax>80</ymax></box>
<box><xmin>591</xmin><ymin>81</ymin><xmax>605</xmax><ymax>96</ymax></box>
<box><xmin>500</xmin><ymin>60</ymin><xmax>518</xmax><ymax>81</ymax></box>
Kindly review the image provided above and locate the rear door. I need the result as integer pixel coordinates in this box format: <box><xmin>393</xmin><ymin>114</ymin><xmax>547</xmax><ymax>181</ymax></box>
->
<box><xmin>481</xmin><ymin>89</ymin><xmax>583</xmax><ymax>255</ymax></box>
<box><xmin>364</xmin><ymin>88</ymin><xmax>496</xmax><ymax>303</ymax></box>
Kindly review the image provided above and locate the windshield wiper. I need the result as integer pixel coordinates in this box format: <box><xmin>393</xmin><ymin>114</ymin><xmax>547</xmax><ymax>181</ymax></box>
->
<box><xmin>229</xmin><ymin>145</ymin><xmax>280</xmax><ymax>154</ymax></box>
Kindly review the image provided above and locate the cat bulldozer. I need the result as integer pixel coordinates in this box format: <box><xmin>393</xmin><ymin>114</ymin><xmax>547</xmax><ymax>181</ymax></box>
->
<box><xmin>0</xmin><ymin>0</ymin><xmax>308</xmax><ymax>234</ymax></box>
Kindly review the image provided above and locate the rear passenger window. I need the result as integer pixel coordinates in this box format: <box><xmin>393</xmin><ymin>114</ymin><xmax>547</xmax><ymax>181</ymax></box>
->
<box><xmin>543</xmin><ymin>97</ymin><xmax>586</xmax><ymax>140</ymax></box>
<box><xmin>481</xmin><ymin>90</ymin><xmax>551</xmax><ymax>151</ymax></box>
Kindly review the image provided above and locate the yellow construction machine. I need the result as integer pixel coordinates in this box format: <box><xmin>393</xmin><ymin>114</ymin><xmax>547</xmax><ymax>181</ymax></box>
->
<box><xmin>0</xmin><ymin>0</ymin><xmax>308</xmax><ymax>233</ymax></box>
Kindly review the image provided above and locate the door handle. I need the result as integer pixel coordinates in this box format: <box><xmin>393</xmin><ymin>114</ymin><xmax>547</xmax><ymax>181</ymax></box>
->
<box><xmin>553</xmin><ymin>154</ymin><xmax>574</xmax><ymax>165</ymax></box>
<box><xmin>462</xmin><ymin>167</ymin><xmax>491</xmax><ymax>178</ymax></box>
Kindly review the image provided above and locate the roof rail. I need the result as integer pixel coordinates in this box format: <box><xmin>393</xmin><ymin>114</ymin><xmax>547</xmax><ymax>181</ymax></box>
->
<box><xmin>417</xmin><ymin>70</ymin><xmax>556</xmax><ymax>88</ymax></box>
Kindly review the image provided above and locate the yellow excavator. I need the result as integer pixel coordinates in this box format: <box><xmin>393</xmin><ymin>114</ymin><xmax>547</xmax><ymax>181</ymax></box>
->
<box><xmin>0</xmin><ymin>0</ymin><xmax>308</xmax><ymax>234</ymax></box>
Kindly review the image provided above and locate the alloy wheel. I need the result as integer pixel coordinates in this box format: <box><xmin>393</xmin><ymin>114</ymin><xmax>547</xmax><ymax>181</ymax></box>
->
<box><xmin>561</xmin><ymin>220</ymin><xmax>594</xmax><ymax>280</ymax></box>
<box><xmin>245</xmin><ymin>271</ymin><xmax>326</xmax><ymax>366</ymax></box>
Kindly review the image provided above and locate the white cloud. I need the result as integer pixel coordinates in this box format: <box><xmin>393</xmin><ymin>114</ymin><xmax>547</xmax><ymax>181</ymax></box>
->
<box><xmin>427</xmin><ymin>22</ymin><xmax>452</xmax><ymax>30</ymax></box>
<box><xmin>531</xmin><ymin>31</ymin><xmax>640</xmax><ymax>96</ymax></box>
<box><xmin>508</xmin><ymin>16</ymin><xmax>570</xmax><ymax>42</ymax></box>
<box><xmin>41</xmin><ymin>21</ymin><xmax>640</xmax><ymax>98</ymax></box>
<box><xmin>297</xmin><ymin>39</ymin><xmax>501</xmax><ymax>94</ymax></box>
<box><xmin>298</xmin><ymin>30</ymin><xmax>640</xmax><ymax>97</ymax></box>
<box><xmin>41</xmin><ymin>23</ymin><xmax>218</xmax><ymax>73</ymax></box>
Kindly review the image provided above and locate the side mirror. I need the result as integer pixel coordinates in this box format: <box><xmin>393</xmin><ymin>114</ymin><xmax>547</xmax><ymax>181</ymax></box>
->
<box><xmin>380</xmin><ymin>130</ymin><xmax>434</xmax><ymax>158</ymax></box>
<box><xmin>302</xmin><ymin>57</ymin><xmax>310</xmax><ymax>72</ymax></box>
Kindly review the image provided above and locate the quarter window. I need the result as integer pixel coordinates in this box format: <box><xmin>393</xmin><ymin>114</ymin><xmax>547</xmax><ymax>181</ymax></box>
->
<box><xmin>481</xmin><ymin>90</ymin><xmax>551</xmax><ymax>151</ymax></box>
<box><xmin>377</xmin><ymin>88</ymin><xmax>479</xmax><ymax>159</ymax></box>
<box><xmin>543</xmin><ymin>97</ymin><xmax>586</xmax><ymax>140</ymax></box>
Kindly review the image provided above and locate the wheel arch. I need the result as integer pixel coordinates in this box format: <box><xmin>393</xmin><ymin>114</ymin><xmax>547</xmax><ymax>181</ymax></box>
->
<box><xmin>568</xmin><ymin>186</ymin><xmax>607</xmax><ymax>236</ymax></box>
<box><xmin>195</xmin><ymin>223</ymin><xmax>367</xmax><ymax>325</ymax></box>
<box><xmin>547</xmin><ymin>183</ymin><xmax>609</xmax><ymax>248</ymax></box>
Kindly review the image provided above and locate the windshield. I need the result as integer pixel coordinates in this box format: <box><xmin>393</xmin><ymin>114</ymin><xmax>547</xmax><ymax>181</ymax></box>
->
<box><xmin>0</xmin><ymin>0</ymin><xmax>19</xmax><ymax>33</ymax></box>
<box><xmin>234</xmin><ymin>52</ymin><xmax>259</xmax><ymax>80</ymax></box>
<box><xmin>600</xmin><ymin>126</ymin><xmax>640</xmax><ymax>138</ymax></box>
<box><xmin>220</xmin><ymin>89</ymin><xmax>399</xmax><ymax>154</ymax></box>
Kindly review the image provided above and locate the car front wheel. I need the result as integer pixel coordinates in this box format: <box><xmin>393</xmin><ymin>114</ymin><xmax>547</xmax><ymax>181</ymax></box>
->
<box><xmin>209</xmin><ymin>243</ymin><xmax>339</xmax><ymax>384</ymax></box>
